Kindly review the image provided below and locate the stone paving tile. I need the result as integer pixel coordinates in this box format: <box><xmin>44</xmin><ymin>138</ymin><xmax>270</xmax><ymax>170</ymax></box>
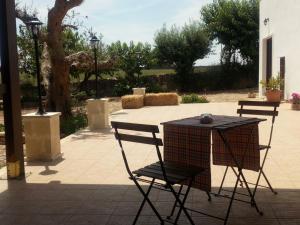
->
<box><xmin>271</xmin><ymin>202</ymin><xmax>300</xmax><ymax>219</ymax></box>
<box><xmin>278</xmin><ymin>219</ymin><xmax>300</xmax><ymax>225</ymax></box>
<box><xmin>28</xmin><ymin>215</ymin><xmax>68</xmax><ymax>225</ymax></box>
<box><xmin>0</xmin><ymin>103</ymin><xmax>299</xmax><ymax>225</ymax></box>
<box><xmin>0</xmin><ymin>214</ymin><xmax>32</xmax><ymax>225</ymax></box>
<box><xmin>228</xmin><ymin>218</ymin><xmax>281</xmax><ymax>225</ymax></box>
<box><xmin>63</xmin><ymin>214</ymin><xmax>110</xmax><ymax>225</ymax></box>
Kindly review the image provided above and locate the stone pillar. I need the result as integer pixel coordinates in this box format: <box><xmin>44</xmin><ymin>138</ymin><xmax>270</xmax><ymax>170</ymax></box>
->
<box><xmin>86</xmin><ymin>98</ymin><xmax>109</xmax><ymax>130</ymax></box>
<box><xmin>22</xmin><ymin>112</ymin><xmax>62</xmax><ymax>162</ymax></box>
<box><xmin>132</xmin><ymin>87</ymin><xmax>146</xmax><ymax>95</ymax></box>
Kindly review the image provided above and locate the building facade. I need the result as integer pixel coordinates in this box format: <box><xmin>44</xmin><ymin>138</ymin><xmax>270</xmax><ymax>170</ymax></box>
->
<box><xmin>259</xmin><ymin>0</ymin><xmax>300</xmax><ymax>99</ymax></box>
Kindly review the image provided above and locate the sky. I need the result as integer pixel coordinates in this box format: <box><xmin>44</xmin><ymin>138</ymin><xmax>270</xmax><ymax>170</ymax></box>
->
<box><xmin>18</xmin><ymin>0</ymin><xmax>220</xmax><ymax>65</ymax></box>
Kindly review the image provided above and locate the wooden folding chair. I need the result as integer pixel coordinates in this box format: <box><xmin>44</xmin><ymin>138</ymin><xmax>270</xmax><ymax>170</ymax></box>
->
<box><xmin>111</xmin><ymin>121</ymin><xmax>204</xmax><ymax>225</ymax></box>
<box><xmin>217</xmin><ymin>101</ymin><xmax>280</xmax><ymax>201</ymax></box>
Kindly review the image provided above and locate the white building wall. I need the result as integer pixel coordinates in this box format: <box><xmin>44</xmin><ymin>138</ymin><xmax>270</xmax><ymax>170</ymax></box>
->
<box><xmin>259</xmin><ymin>0</ymin><xmax>300</xmax><ymax>99</ymax></box>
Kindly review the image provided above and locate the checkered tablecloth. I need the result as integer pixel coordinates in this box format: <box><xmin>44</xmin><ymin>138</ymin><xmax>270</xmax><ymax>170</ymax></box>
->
<box><xmin>164</xmin><ymin>124</ymin><xmax>211</xmax><ymax>192</ymax></box>
<box><xmin>212</xmin><ymin>124</ymin><xmax>260</xmax><ymax>172</ymax></box>
<box><xmin>162</xmin><ymin>115</ymin><xmax>261</xmax><ymax>192</ymax></box>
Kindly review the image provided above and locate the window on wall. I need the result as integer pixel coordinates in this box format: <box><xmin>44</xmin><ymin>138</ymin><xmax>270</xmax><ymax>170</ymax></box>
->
<box><xmin>280</xmin><ymin>56</ymin><xmax>285</xmax><ymax>99</ymax></box>
<box><xmin>266</xmin><ymin>38</ymin><xmax>272</xmax><ymax>82</ymax></box>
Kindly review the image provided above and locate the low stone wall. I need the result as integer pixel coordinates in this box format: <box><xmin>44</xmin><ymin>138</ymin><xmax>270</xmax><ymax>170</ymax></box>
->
<box><xmin>73</xmin><ymin>71</ymin><xmax>257</xmax><ymax>97</ymax></box>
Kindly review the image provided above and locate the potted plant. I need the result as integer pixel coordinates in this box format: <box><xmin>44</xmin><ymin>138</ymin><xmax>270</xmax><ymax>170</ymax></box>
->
<box><xmin>290</xmin><ymin>92</ymin><xmax>300</xmax><ymax>110</ymax></box>
<box><xmin>260</xmin><ymin>75</ymin><xmax>284</xmax><ymax>102</ymax></box>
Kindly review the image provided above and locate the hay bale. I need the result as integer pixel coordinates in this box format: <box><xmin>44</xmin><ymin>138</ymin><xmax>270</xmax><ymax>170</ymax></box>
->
<box><xmin>121</xmin><ymin>95</ymin><xmax>144</xmax><ymax>109</ymax></box>
<box><xmin>144</xmin><ymin>93</ymin><xmax>179</xmax><ymax>106</ymax></box>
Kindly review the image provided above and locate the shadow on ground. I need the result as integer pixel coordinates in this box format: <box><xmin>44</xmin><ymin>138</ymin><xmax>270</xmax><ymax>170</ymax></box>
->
<box><xmin>0</xmin><ymin>180</ymin><xmax>299</xmax><ymax>225</ymax></box>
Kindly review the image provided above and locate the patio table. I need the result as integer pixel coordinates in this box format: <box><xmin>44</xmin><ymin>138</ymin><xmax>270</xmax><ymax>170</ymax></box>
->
<box><xmin>161</xmin><ymin>115</ymin><xmax>265</xmax><ymax>224</ymax></box>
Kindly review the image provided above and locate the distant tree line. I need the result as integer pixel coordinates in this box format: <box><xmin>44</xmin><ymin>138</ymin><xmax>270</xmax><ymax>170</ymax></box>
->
<box><xmin>16</xmin><ymin>0</ymin><xmax>259</xmax><ymax>116</ymax></box>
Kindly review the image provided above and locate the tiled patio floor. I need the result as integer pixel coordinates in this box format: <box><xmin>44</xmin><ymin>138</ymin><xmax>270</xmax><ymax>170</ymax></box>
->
<box><xmin>0</xmin><ymin>102</ymin><xmax>300</xmax><ymax>225</ymax></box>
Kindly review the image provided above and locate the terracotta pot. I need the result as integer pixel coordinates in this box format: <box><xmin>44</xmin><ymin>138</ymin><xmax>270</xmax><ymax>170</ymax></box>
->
<box><xmin>291</xmin><ymin>104</ymin><xmax>300</xmax><ymax>110</ymax></box>
<box><xmin>265</xmin><ymin>90</ymin><xmax>281</xmax><ymax>102</ymax></box>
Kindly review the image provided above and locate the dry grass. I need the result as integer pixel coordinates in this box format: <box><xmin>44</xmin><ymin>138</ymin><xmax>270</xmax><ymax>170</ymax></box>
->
<box><xmin>144</xmin><ymin>93</ymin><xmax>179</xmax><ymax>106</ymax></box>
<box><xmin>121</xmin><ymin>95</ymin><xmax>144</xmax><ymax>109</ymax></box>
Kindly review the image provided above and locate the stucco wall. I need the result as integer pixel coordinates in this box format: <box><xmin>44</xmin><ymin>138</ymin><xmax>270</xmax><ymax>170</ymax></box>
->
<box><xmin>259</xmin><ymin>0</ymin><xmax>300</xmax><ymax>99</ymax></box>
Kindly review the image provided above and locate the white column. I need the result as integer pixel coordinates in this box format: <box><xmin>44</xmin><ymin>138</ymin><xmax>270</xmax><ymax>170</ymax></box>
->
<box><xmin>22</xmin><ymin>112</ymin><xmax>62</xmax><ymax>162</ymax></box>
<box><xmin>132</xmin><ymin>87</ymin><xmax>146</xmax><ymax>95</ymax></box>
<box><xmin>86</xmin><ymin>98</ymin><xmax>109</xmax><ymax>130</ymax></box>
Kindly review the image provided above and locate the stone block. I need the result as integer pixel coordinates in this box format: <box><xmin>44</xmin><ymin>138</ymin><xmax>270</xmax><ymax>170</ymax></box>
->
<box><xmin>23</xmin><ymin>112</ymin><xmax>62</xmax><ymax>162</ymax></box>
<box><xmin>86</xmin><ymin>98</ymin><xmax>109</xmax><ymax>130</ymax></box>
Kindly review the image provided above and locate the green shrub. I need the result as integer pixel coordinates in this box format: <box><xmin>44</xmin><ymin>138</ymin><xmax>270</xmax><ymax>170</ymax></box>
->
<box><xmin>112</xmin><ymin>79</ymin><xmax>132</xmax><ymax>96</ymax></box>
<box><xmin>145</xmin><ymin>83</ymin><xmax>164</xmax><ymax>93</ymax></box>
<box><xmin>73</xmin><ymin>91</ymin><xmax>88</xmax><ymax>101</ymax></box>
<box><xmin>140</xmin><ymin>77</ymin><xmax>165</xmax><ymax>93</ymax></box>
<box><xmin>60</xmin><ymin>112</ymin><xmax>87</xmax><ymax>136</ymax></box>
<box><xmin>181</xmin><ymin>94</ymin><xmax>209</xmax><ymax>104</ymax></box>
<box><xmin>21</xmin><ymin>94</ymin><xmax>39</xmax><ymax>103</ymax></box>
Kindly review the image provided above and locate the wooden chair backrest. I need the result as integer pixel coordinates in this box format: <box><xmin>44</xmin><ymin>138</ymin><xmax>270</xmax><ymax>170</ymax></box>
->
<box><xmin>237</xmin><ymin>101</ymin><xmax>279</xmax><ymax>119</ymax></box>
<box><xmin>111</xmin><ymin>121</ymin><xmax>163</xmax><ymax>146</ymax></box>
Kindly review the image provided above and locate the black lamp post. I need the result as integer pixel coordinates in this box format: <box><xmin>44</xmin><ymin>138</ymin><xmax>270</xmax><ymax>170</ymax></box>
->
<box><xmin>90</xmin><ymin>35</ymin><xmax>100</xmax><ymax>98</ymax></box>
<box><xmin>136</xmin><ymin>51</ymin><xmax>142</xmax><ymax>87</ymax></box>
<box><xmin>25</xmin><ymin>17</ymin><xmax>45</xmax><ymax>115</ymax></box>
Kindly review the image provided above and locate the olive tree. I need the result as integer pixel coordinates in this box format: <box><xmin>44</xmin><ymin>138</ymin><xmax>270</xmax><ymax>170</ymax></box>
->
<box><xmin>201</xmin><ymin>0</ymin><xmax>259</xmax><ymax>67</ymax></box>
<box><xmin>108</xmin><ymin>41</ymin><xmax>153</xmax><ymax>84</ymax></box>
<box><xmin>154</xmin><ymin>22</ymin><xmax>211</xmax><ymax>90</ymax></box>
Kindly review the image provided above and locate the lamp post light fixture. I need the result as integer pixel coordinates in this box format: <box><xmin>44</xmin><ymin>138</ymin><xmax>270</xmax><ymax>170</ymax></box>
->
<box><xmin>90</xmin><ymin>35</ymin><xmax>100</xmax><ymax>98</ymax></box>
<box><xmin>25</xmin><ymin>17</ymin><xmax>45</xmax><ymax>115</ymax></box>
<box><xmin>264</xmin><ymin>18</ymin><xmax>270</xmax><ymax>26</ymax></box>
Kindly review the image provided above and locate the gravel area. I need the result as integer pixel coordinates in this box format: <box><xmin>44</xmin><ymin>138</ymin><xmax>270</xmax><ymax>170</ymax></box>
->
<box><xmin>204</xmin><ymin>88</ymin><xmax>258</xmax><ymax>102</ymax></box>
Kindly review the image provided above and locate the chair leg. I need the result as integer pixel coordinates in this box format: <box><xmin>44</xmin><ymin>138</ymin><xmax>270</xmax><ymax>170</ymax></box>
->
<box><xmin>206</xmin><ymin>191</ymin><xmax>212</xmax><ymax>201</ymax></box>
<box><xmin>217</xmin><ymin>166</ymin><xmax>229</xmax><ymax>195</ymax></box>
<box><xmin>224</xmin><ymin>172</ymin><xmax>241</xmax><ymax>225</ymax></box>
<box><xmin>172</xmin><ymin>179</ymin><xmax>195</xmax><ymax>225</ymax></box>
<box><xmin>132</xmin><ymin>178</ymin><xmax>164</xmax><ymax>224</ymax></box>
<box><xmin>132</xmin><ymin>178</ymin><xmax>156</xmax><ymax>225</ymax></box>
<box><xmin>167</xmin><ymin>185</ymin><xmax>183</xmax><ymax>219</ymax></box>
<box><xmin>239</xmin><ymin>171</ymin><xmax>263</xmax><ymax>216</ymax></box>
<box><xmin>252</xmin><ymin>168</ymin><xmax>277</xmax><ymax>202</ymax></box>
<box><xmin>231</xmin><ymin>167</ymin><xmax>244</xmax><ymax>187</ymax></box>
<box><xmin>261</xmin><ymin>170</ymin><xmax>277</xmax><ymax>194</ymax></box>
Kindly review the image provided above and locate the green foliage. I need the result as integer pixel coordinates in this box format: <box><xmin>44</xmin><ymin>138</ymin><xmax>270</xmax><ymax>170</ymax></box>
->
<box><xmin>108</xmin><ymin>41</ymin><xmax>154</xmax><ymax>84</ymax></box>
<box><xmin>20</xmin><ymin>79</ymin><xmax>39</xmax><ymax>103</ymax></box>
<box><xmin>154</xmin><ymin>22</ymin><xmax>211</xmax><ymax>90</ymax></box>
<box><xmin>201</xmin><ymin>0</ymin><xmax>259</xmax><ymax>66</ymax></box>
<box><xmin>112</xmin><ymin>76</ymin><xmax>166</xmax><ymax>97</ymax></box>
<box><xmin>145</xmin><ymin>82</ymin><xmax>164</xmax><ymax>93</ymax></box>
<box><xmin>260</xmin><ymin>75</ymin><xmax>284</xmax><ymax>91</ymax></box>
<box><xmin>181</xmin><ymin>94</ymin><xmax>209</xmax><ymax>104</ymax></box>
<box><xmin>60</xmin><ymin>111</ymin><xmax>87</xmax><ymax>136</ymax></box>
<box><xmin>112</xmin><ymin>79</ymin><xmax>132</xmax><ymax>96</ymax></box>
<box><xmin>72</xmin><ymin>91</ymin><xmax>88</xmax><ymax>101</ymax></box>
<box><xmin>139</xmin><ymin>76</ymin><xmax>165</xmax><ymax>93</ymax></box>
<box><xmin>17</xmin><ymin>25</ymin><xmax>42</xmax><ymax>76</ymax></box>
<box><xmin>70</xmin><ymin>91</ymin><xmax>92</xmax><ymax>107</ymax></box>
<box><xmin>63</xmin><ymin>28</ymin><xmax>88</xmax><ymax>55</ymax></box>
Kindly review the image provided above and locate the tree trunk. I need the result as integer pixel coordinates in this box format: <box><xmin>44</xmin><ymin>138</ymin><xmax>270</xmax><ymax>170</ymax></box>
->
<box><xmin>45</xmin><ymin>0</ymin><xmax>84</xmax><ymax>117</ymax></box>
<box><xmin>47</xmin><ymin>36</ymin><xmax>72</xmax><ymax>117</ymax></box>
<box><xmin>41</xmin><ymin>43</ymin><xmax>51</xmax><ymax>93</ymax></box>
<box><xmin>47</xmin><ymin>58</ymin><xmax>72</xmax><ymax>117</ymax></box>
